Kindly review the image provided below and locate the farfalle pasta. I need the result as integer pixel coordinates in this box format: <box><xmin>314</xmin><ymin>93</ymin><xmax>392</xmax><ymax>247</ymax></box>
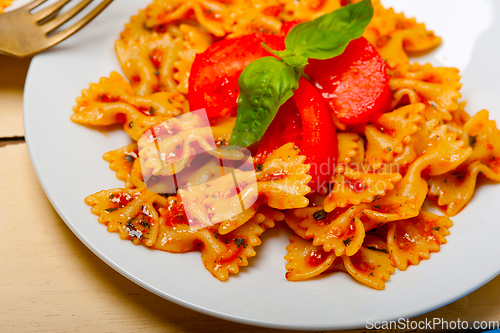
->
<box><xmin>325</xmin><ymin>165</ymin><xmax>402</xmax><ymax>211</ymax></box>
<box><xmin>153</xmin><ymin>199</ymin><xmax>284</xmax><ymax>281</ymax></box>
<box><xmin>72</xmin><ymin>0</ymin><xmax>499</xmax><ymax>287</ymax></box>
<box><xmin>117</xmin><ymin>22</ymin><xmax>213</xmax><ymax>96</ymax></box>
<box><xmin>387</xmin><ymin>211</ymin><xmax>452</xmax><ymax>271</ymax></box>
<box><xmin>71</xmin><ymin>72</ymin><xmax>184</xmax><ymax>141</ymax></box>
<box><xmin>103</xmin><ymin>142</ymin><xmax>139</xmax><ymax>189</ymax></box>
<box><xmin>285</xmin><ymin>234</ymin><xmax>394</xmax><ymax>290</ymax></box>
<box><xmin>428</xmin><ymin>110</ymin><xmax>500</xmax><ymax>215</ymax></box>
<box><xmin>363</xmin><ymin>0</ymin><xmax>441</xmax><ymax>69</ymax></box>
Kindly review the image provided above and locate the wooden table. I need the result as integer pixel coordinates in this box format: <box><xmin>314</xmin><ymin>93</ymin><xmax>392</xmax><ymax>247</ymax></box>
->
<box><xmin>1</xmin><ymin>53</ymin><xmax>499</xmax><ymax>333</ymax></box>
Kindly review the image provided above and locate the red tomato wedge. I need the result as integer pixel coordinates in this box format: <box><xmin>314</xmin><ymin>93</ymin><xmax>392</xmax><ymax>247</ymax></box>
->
<box><xmin>281</xmin><ymin>20</ymin><xmax>301</xmax><ymax>36</ymax></box>
<box><xmin>188</xmin><ymin>33</ymin><xmax>285</xmax><ymax>120</ymax></box>
<box><xmin>305</xmin><ymin>37</ymin><xmax>392</xmax><ymax>124</ymax></box>
<box><xmin>255</xmin><ymin>98</ymin><xmax>302</xmax><ymax>159</ymax></box>
<box><xmin>257</xmin><ymin>77</ymin><xmax>338</xmax><ymax>192</ymax></box>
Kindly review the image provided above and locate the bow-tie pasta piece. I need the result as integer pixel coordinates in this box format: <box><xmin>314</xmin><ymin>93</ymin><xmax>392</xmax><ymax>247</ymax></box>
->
<box><xmin>387</xmin><ymin>211</ymin><xmax>452</xmax><ymax>271</ymax></box>
<box><xmin>349</xmin><ymin>135</ymin><xmax>366</xmax><ymax>166</ymax></box>
<box><xmin>215</xmin><ymin>203</ymin><xmax>261</xmax><ymax>235</ymax></box>
<box><xmin>395</xmin><ymin>121</ymin><xmax>472</xmax><ymax>211</ymax></box>
<box><xmin>256</xmin><ymin>143</ymin><xmax>312</xmax><ymax>210</ymax></box>
<box><xmin>103</xmin><ymin>143</ymin><xmax>139</xmax><ymax>188</ymax></box>
<box><xmin>428</xmin><ymin>161</ymin><xmax>500</xmax><ymax>216</ymax></box>
<box><xmin>177</xmin><ymin>167</ymin><xmax>259</xmax><ymax>235</ymax></box>
<box><xmin>145</xmin><ymin>0</ymin><xmax>231</xmax><ymax>37</ymax></box>
<box><xmin>85</xmin><ymin>188</ymin><xmax>163</xmax><ymax>246</ymax></box>
<box><xmin>363</xmin><ymin>0</ymin><xmax>441</xmax><ymax>69</ymax></box>
<box><xmin>71</xmin><ymin>72</ymin><xmax>183</xmax><ymax>141</ymax></box>
<box><xmin>428</xmin><ymin>110</ymin><xmax>500</xmax><ymax>215</ymax></box>
<box><xmin>285</xmin><ymin>235</ymin><xmax>341</xmax><ymax>281</ymax></box>
<box><xmin>364</xmin><ymin>127</ymin><xmax>395</xmax><ymax>169</ymax></box>
<box><xmin>117</xmin><ymin>17</ymin><xmax>213</xmax><ymax>95</ymax></box>
<box><xmin>336</xmin><ymin>133</ymin><xmax>361</xmax><ymax>166</ymax></box>
<box><xmin>366</xmin><ymin>222</ymin><xmax>389</xmax><ymax>242</ymax></box>
<box><xmin>73</xmin><ymin>72</ymin><xmax>184</xmax><ymax>116</ymax></box>
<box><xmin>285</xmin><ymin>234</ymin><xmax>395</xmax><ymax>290</ymax></box>
<box><xmin>295</xmin><ymin>205</ymin><xmax>366</xmax><ymax>256</ymax></box>
<box><xmin>153</xmin><ymin>198</ymin><xmax>284</xmax><ymax>281</ymax></box>
<box><xmin>379</xmin><ymin>104</ymin><xmax>424</xmax><ymax>142</ymax></box>
<box><xmin>144</xmin><ymin>0</ymin><xmax>286</xmax><ymax>38</ymax></box>
<box><xmin>225</xmin><ymin>5</ymin><xmax>284</xmax><ymax>38</ymax></box>
<box><xmin>138</xmin><ymin>111</ymin><xmax>224</xmax><ymax>177</ymax></box>
<box><xmin>204</xmin><ymin>205</ymin><xmax>284</xmax><ymax>281</ymax></box>
<box><xmin>463</xmin><ymin>110</ymin><xmax>500</xmax><ymax>166</ymax></box>
<box><xmin>287</xmin><ymin>191</ymin><xmax>419</xmax><ymax>258</ymax></box>
<box><xmin>325</xmin><ymin>165</ymin><xmax>402</xmax><ymax>212</ymax></box>
<box><xmin>284</xmin><ymin>205</ymin><xmax>319</xmax><ymax>240</ymax></box>
<box><xmin>341</xmin><ymin>234</ymin><xmax>395</xmax><ymax>290</ymax></box>
<box><xmin>365</xmin><ymin>103</ymin><xmax>424</xmax><ymax>169</ymax></box>
<box><xmin>389</xmin><ymin>64</ymin><xmax>462</xmax><ymax>120</ymax></box>
<box><xmin>376</xmin><ymin>103</ymin><xmax>424</xmax><ymax>151</ymax></box>
<box><xmin>359</xmin><ymin>193</ymin><xmax>419</xmax><ymax>231</ymax></box>
<box><xmin>119</xmin><ymin>8</ymin><xmax>152</xmax><ymax>40</ymax></box>
<box><xmin>445</xmin><ymin>106</ymin><xmax>471</xmax><ymax>143</ymax></box>
<box><xmin>128</xmin><ymin>157</ymin><xmax>148</xmax><ymax>190</ymax></box>
<box><xmin>279</xmin><ymin>0</ymin><xmax>344</xmax><ymax>22</ymax></box>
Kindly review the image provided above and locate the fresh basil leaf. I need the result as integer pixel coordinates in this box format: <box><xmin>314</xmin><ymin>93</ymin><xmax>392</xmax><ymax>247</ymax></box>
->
<box><xmin>229</xmin><ymin>57</ymin><xmax>300</xmax><ymax>147</ymax></box>
<box><xmin>261</xmin><ymin>43</ymin><xmax>309</xmax><ymax>68</ymax></box>
<box><xmin>283</xmin><ymin>0</ymin><xmax>373</xmax><ymax>61</ymax></box>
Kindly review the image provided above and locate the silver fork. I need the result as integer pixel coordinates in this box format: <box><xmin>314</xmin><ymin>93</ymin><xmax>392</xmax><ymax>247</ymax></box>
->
<box><xmin>0</xmin><ymin>0</ymin><xmax>113</xmax><ymax>58</ymax></box>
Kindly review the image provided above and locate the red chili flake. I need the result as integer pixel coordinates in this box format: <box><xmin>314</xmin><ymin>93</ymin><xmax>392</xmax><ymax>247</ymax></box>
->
<box><xmin>149</xmin><ymin>49</ymin><xmax>163</xmax><ymax>68</ymax></box>
<box><xmin>307</xmin><ymin>248</ymin><xmax>329</xmax><ymax>266</ymax></box>
<box><xmin>262</xmin><ymin>5</ymin><xmax>281</xmax><ymax>17</ymax></box>
<box><xmin>131</xmin><ymin>75</ymin><xmax>141</xmax><ymax>83</ymax></box>
<box><xmin>99</xmin><ymin>94</ymin><xmax>119</xmax><ymax>103</ymax></box>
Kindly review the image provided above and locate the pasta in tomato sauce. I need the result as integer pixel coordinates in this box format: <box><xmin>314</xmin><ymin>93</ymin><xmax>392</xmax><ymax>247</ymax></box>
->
<box><xmin>72</xmin><ymin>0</ymin><xmax>500</xmax><ymax>289</ymax></box>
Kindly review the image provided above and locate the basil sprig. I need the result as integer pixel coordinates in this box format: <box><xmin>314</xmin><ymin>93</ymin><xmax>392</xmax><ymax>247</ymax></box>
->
<box><xmin>229</xmin><ymin>0</ymin><xmax>373</xmax><ymax>147</ymax></box>
<box><xmin>230</xmin><ymin>57</ymin><xmax>300</xmax><ymax>147</ymax></box>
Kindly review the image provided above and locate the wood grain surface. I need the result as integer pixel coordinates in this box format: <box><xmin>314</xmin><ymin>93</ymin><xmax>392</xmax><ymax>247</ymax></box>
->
<box><xmin>1</xmin><ymin>51</ymin><xmax>499</xmax><ymax>333</ymax></box>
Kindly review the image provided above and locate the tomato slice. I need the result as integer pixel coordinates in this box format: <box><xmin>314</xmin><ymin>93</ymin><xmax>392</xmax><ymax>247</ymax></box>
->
<box><xmin>305</xmin><ymin>37</ymin><xmax>392</xmax><ymax>124</ymax></box>
<box><xmin>256</xmin><ymin>97</ymin><xmax>302</xmax><ymax>160</ymax></box>
<box><xmin>188</xmin><ymin>33</ymin><xmax>285</xmax><ymax>120</ymax></box>
<box><xmin>281</xmin><ymin>20</ymin><xmax>302</xmax><ymax>36</ymax></box>
<box><xmin>257</xmin><ymin>77</ymin><xmax>338</xmax><ymax>192</ymax></box>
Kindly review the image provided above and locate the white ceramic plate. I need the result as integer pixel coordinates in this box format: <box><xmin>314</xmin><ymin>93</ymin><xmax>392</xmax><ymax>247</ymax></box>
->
<box><xmin>24</xmin><ymin>0</ymin><xmax>500</xmax><ymax>330</ymax></box>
